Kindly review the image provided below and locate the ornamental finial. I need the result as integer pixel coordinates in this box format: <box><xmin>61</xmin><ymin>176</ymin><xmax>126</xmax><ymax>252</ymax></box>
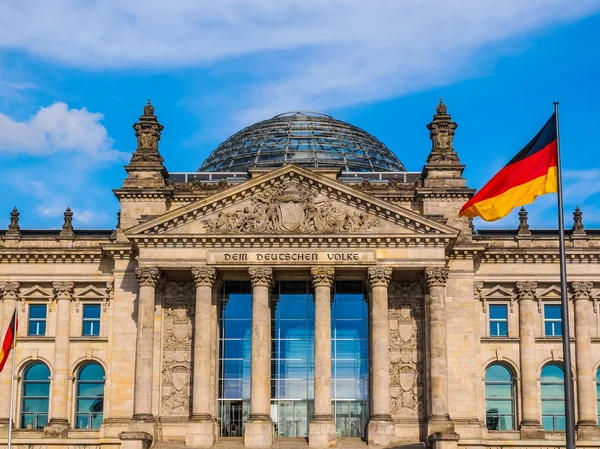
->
<box><xmin>426</xmin><ymin>98</ymin><xmax>459</xmax><ymax>163</ymax></box>
<box><xmin>6</xmin><ymin>207</ymin><xmax>21</xmax><ymax>238</ymax></box>
<box><xmin>143</xmin><ymin>99</ymin><xmax>155</xmax><ymax>116</ymax></box>
<box><xmin>60</xmin><ymin>207</ymin><xmax>74</xmax><ymax>238</ymax></box>
<box><xmin>517</xmin><ymin>207</ymin><xmax>531</xmax><ymax>237</ymax></box>
<box><xmin>436</xmin><ymin>98</ymin><xmax>447</xmax><ymax>115</ymax></box>
<box><xmin>572</xmin><ymin>206</ymin><xmax>586</xmax><ymax>236</ymax></box>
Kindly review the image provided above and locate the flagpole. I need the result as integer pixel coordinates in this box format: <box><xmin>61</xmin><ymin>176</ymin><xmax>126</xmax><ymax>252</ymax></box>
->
<box><xmin>7</xmin><ymin>308</ymin><xmax>17</xmax><ymax>449</ymax></box>
<box><xmin>554</xmin><ymin>102</ymin><xmax>576</xmax><ymax>449</ymax></box>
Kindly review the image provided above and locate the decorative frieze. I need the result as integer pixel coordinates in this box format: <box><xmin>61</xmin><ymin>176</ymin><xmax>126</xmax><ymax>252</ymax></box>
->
<box><xmin>161</xmin><ymin>281</ymin><xmax>195</xmax><ymax>416</ymax></box>
<box><xmin>248</xmin><ymin>267</ymin><xmax>274</xmax><ymax>288</ymax></box>
<box><xmin>388</xmin><ymin>281</ymin><xmax>425</xmax><ymax>419</ymax></box>
<box><xmin>367</xmin><ymin>266</ymin><xmax>392</xmax><ymax>288</ymax></box>
<box><xmin>311</xmin><ymin>267</ymin><xmax>335</xmax><ymax>288</ymax></box>
<box><xmin>191</xmin><ymin>267</ymin><xmax>217</xmax><ymax>287</ymax></box>
<box><xmin>135</xmin><ymin>267</ymin><xmax>161</xmax><ymax>287</ymax></box>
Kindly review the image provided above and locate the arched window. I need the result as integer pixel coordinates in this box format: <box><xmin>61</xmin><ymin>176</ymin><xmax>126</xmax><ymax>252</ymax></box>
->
<box><xmin>541</xmin><ymin>364</ymin><xmax>565</xmax><ymax>431</ymax></box>
<box><xmin>485</xmin><ymin>364</ymin><xmax>515</xmax><ymax>430</ymax></box>
<box><xmin>21</xmin><ymin>362</ymin><xmax>50</xmax><ymax>429</ymax></box>
<box><xmin>75</xmin><ymin>363</ymin><xmax>105</xmax><ymax>429</ymax></box>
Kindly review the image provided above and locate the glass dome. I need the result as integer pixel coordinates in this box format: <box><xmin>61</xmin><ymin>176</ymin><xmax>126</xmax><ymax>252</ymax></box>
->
<box><xmin>199</xmin><ymin>111</ymin><xmax>406</xmax><ymax>172</ymax></box>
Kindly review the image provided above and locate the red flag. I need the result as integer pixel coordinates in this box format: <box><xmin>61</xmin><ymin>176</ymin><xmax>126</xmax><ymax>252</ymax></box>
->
<box><xmin>0</xmin><ymin>308</ymin><xmax>18</xmax><ymax>372</ymax></box>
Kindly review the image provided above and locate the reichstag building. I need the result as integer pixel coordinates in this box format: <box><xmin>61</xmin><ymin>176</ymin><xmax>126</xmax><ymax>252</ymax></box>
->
<box><xmin>1</xmin><ymin>100</ymin><xmax>599</xmax><ymax>449</ymax></box>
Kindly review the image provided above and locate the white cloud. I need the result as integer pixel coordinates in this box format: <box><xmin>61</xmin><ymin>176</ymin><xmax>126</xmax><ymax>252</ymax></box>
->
<box><xmin>1</xmin><ymin>1</ymin><xmax>599</xmax><ymax>123</ymax></box>
<box><xmin>0</xmin><ymin>102</ymin><xmax>128</xmax><ymax>161</ymax></box>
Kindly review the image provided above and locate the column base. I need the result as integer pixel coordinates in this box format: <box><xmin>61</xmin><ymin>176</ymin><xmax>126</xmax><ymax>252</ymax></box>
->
<box><xmin>119</xmin><ymin>431</ymin><xmax>153</xmax><ymax>449</ymax></box>
<box><xmin>0</xmin><ymin>418</ymin><xmax>10</xmax><ymax>438</ymax></box>
<box><xmin>367</xmin><ymin>415</ymin><xmax>394</xmax><ymax>447</ymax></box>
<box><xmin>578</xmin><ymin>420</ymin><xmax>600</xmax><ymax>440</ymax></box>
<box><xmin>132</xmin><ymin>413</ymin><xmax>155</xmax><ymax>422</ymax></box>
<box><xmin>427</xmin><ymin>415</ymin><xmax>455</xmax><ymax>436</ymax></box>
<box><xmin>186</xmin><ymin>418</ymin><xmax>216</xmax><ymax>448</ymax></box>
<box><xmin>43</xmin><ymin>418</ymin><xmax>69</xmax><ymax>438</ymax></box>
<box><xmin>428</xmin><ymin>432</ymin><xmax>460</xmax><ymax>449</ymax></box>
<box><xmin>309</xmin><ymin>416</ymin><xmax>336</xmax><ymax>448</ymax></box>
<box><xmin>244</xmin><ymin>416</ymin><xmax>274</xmax><ymax>448</ymax></box>
<box><xmin>519</xmin><ymin>420</ymin><xmax>545</xmax><ymax>439</ymax></box>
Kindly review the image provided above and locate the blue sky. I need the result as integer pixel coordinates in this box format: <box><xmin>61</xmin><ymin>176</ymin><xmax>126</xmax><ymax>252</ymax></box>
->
<box><xmin>1</xmin><ymin>1</ymin><xmax>599</xmax><ymax>230</ymax></box>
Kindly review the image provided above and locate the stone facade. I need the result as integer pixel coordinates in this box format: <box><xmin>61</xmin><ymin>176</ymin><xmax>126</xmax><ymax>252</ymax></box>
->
<box><xmin>0</xmin><ymin>101</ymin><xmax>599</xmax><ymax>449</ymax></box>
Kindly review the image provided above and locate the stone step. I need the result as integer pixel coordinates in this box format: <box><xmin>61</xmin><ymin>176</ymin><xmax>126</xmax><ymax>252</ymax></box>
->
<box><xmin>154</xmin><ymin>438</ymin><xmax>422</xmax><ymax>449</ymax></box>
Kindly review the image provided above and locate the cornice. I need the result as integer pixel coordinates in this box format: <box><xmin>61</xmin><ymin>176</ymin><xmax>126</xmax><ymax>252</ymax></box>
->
<box><xmin>101</xmin><ymin>243</ymin><xmax>137</xmax><ymax>260</ymax></box>
<box><xmin>415</xmin><ymin>188</ymin><xmax>475</xmax><ymax>200</ymax></box>
<box><xmin>0</xmin><ymin>248</ymin><xmax>103</xmax><ymax>263</ymax></box>
<box><xmin>483</xmin><ymin>249</ymin><xmax>600</xmax><ymax>264</ymax></box>
<box><xmin>113</xmin><ymin>188</ymin><xmax>173</xmax><ymax>201</ymax></box>
<box><xmin>449</xmin><ymin>243</ymin><xmax>488</xmax><ymax>259</ymax></box>
<box><xmin>129</xmin><ymin>234</ymin><xmax>453</xmax><ymax>248</ymax></box>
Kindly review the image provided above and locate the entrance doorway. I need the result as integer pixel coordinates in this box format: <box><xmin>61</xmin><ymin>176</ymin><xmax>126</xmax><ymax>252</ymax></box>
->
<box><xmin>272</xmin><ymin>400</ymin><xmax>313</xmax><ymax>437</ymax></box>
<box><xmin>218</xmin><ymin>400</ymin><xmax>250</xmax><ymax>437</ymax></box>
<box><xmin>333</xmin><ymin>400</ymin><xmax>368</xmax><ymax>437</ymax></box>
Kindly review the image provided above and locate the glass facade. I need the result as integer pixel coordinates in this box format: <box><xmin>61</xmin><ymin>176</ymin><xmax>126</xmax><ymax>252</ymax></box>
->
<box><xmin>271</xmin><ymin>281</ymin><xmax>315</xmax><ymax>438</ymax></box>
<box><xmin>332</xmin><ymin>281</ymin><xmax>369</xmax><ymax>438</ymax></box>
<box><xmin>541</xmin><ymin>364</ymin><xmax>565</xmax><ymax>431</ymax></box>
<box><xmin>21</xmin><ymin>363</ymin><xmax>50</xmax><ymax>429</ymax></box>
<box><xmin>485</xmin><ymin>364</ymin><xmax>515</xmax><ymax>430</ymax></box>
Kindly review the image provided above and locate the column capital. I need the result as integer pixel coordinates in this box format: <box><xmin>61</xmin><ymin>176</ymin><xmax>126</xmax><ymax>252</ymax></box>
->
<box><xmin>367</xmin><ymin>266</ymin><xmax>392</xmax><ymax>288</ymax></box>
<box><xmin>135</xmin><ymin>267</ymin><xmax>161</xmax><ymax>287</ymax></box>
<box><xmin>52</xmin><ymin>281</ymin><xmax>74</xmax><ymax>300</ymax></box>
<box><xmin>423</xmin><ymin>267</ymin><xmax>449</xmax><ymax>288</ymax></box>
<box><xmin>571</xmin><ymin>281</ymin><xmax>593</xmax><ymax>300</ymax></box>
<box><xmin>191</xmin><ymin>267</ymin><xmax>218</xmax><ymax>287</ymax></box>
<box><xmin>248</xmin><ymin>267</ymin><xmax>273</xmax><ymax>288</ymax></box>
<box><xmin>0</xmin><ymin>282</ymin><xmax>20</xmax><ymax>300</ymax></box>
<box><xmin>311</xmin><ymin>267</ymin><xmax>335</xmax><ymax>288</ymax></box>
<box><xmin>516</xmin><ymin>281</ymin><xmax>537</xmax><ymax>299</ymax></box>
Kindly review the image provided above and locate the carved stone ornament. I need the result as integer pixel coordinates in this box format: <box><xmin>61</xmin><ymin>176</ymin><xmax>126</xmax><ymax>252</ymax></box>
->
<box><xmin>367</xmin><ymin>266</ymin><xmax>392</xmax><ymax>288</ymax></box>
<box><xmin>571</xmin><ymin>281</ymin><xmax>593</xmax><ymax>300</ymax></box>
<box><xmin>423</xmin><ymin>267</ymin><xmax>449</xmax><ymax>288</ymax></box>
<box><xmin>388</xmin><ymin>281</ymin><xmax>425</xmax><ymax>418</ymax></box>
<box><xmin>351</xmin><ymin>179</ymin><xmax>415</xmax><ymax>193</ymax></box>
<box><xmin>6</xmin><ymin>207</ymin><xmax>21</xmax><ymax>238</ymax></box>
<box><xmin>130</xmin><ymin>100</ymin><xmax>165</xmax><ymax>165</ymax></box>
<box><xmin>166</xmin><ymin>179</ymin><xmax>230</xmax><ymax>192</ymax></box>
<box><xmin>161</xmin><ymin>281</ymin><xmax>194</xmax><ymax>416</ymax></box>
<box><xmin>473</xmin><ymin>281</ymin><xmax>485</xmax><ymax>312</ymax></box>
<box><xmin>516</xmin><ymin>281</ymin><xmax>537</xmax><ymax>299</ymax></box>
<box><xmin>135</xmin><ymin>267</ymin><xmax>161</xmax><ymax>287</ymax></box>
<box><xmin>53</xmin><ymin>282</ymin><xmax>74</xmax><ymax>300</ymax></box>
<box><xmin>425</xmin><ymin>99</ymin><xmax>460</xmax><ymax>164</ymax></box>
<box><xmin>0</xmin><ymin>282</ymin><xmax>20</xmax><ymax>300</ymax></box>
<box><xmin>248</xmin><ymin>267</ymin><xmax>274</xmax><ymax>288</ymax></box>
<box><xmin>202</xmin><ymin>178</ymin><xmax>380</xmax><ymax>234</ymax></box>
<box><xmin>104</xmin><ymin>281</ymin><xmax>114</xmax><ymax>313</ymax></box>
<box><xmin>60</xmin><ymin>207</ymin><xmax>74</xmax><ymax>237</ymax></box>
<box><xmin>191</xmin><ymin>267</ymin><xmax>217</xmax><ymax>287</ymax></box>
<box><xmin>311</xmin><ymin>267</ymin><xmax>335</xmax><ymax>288</ymax></box>
<box><xmin>572</xmin><ymin>207</ymin><xmax>586</xmax><ymax>236</ymax></box>
<box><xmin>517</xmin><ymin>207</ymin><xmax>531</xmax><ymax>236</ymax></box>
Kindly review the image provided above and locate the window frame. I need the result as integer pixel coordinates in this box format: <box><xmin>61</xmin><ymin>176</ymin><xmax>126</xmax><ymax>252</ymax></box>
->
<box><xmin>544</xmin><ymin>304</ymin><xmax>563</xmax><ymax>337</ymax></box>
<box><xmin>74</xmin><ymin>362</ymin><xmax>105</xmax><ymax>430</ymax></box>
<box><xmin>488</xmin><ymin>304</ymin><xmax>509</xmax><ymax>337</ymax></box>
<box><xmin>20</xmin><ymin>362</ymin><xmax>50</xmax><ymax>429</ymax></box>
<box><xmin>484</xmin><ymin>363</ymin><xmax>516</xmax><ymax>431</ymax></box>
<box><xmin>540</xmin><ymin>363</ymin><xmax>566</xmax><ymax>431</ymax></box>
<box><xmin>81</xmin><ymin>304</ymin><xmax>101</xmax><ymax>337</ymax></box>
<box><xmin>27</xmin><ymin>303</ymin><xmax>47</xmax><ymax>337</ymax></box>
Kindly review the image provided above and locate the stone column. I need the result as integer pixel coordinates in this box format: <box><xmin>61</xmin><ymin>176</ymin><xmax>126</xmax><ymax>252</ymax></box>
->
<box><xmin>423</xmin><ymin>268</ymin><xmax>456</xmax><ymax>439</ymax></box>
<box><xmin>0</xmin><ymin>283</ymin><xmax>19</xmax><ymax>435</ymax></box>
<box><xmin>572</xmin><ymin>281</ymin><xmax>600</xmax><ymax>440</ymax></box>
<box><xmin>516</xmin><ymin>281</ymin><xmax>544</xmax><ymax>439</ymax></box>
<box><xmin>45</xmin><ymin>282</ymin><xmax>74</xmax><ymax>437</ymax></box>
<box><xmin>133</xmin><ymin>267</ymin><xmax>161</xmax><ymax>421</ymax></box>
<box><xmin>366</xmin><ymin>266</ymin><xmax>395</xmax><ymax>447</ymax></box>
<box><xmin>244</xmin><ymin>267</ymin><xmax>274</xmax><ymax>448</ymax></box>
<box><xmin>187</xmin><ymin>267</ymin><xmax>218</xmax><ymax>447</ymax></box>
<box><xmin>309</xmin><ymin>267</ymin><xmax>336</xmax><ymax>448</ymax></box>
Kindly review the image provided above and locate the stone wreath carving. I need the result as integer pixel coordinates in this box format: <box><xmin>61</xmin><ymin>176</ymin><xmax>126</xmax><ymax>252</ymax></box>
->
<box><xmin>161</xmin><ymin>281</ymin><xmax>194</xmax><ymax>416</ymax></box>
<box><xmin>388</xmin><ymin>281</ymin><xmax>425</xmax><ymax>419</ymax></box>
<box><xmin>202</xmin><ymin>179</ymin><xmax>380</xmax><ymax>234</ymax></box>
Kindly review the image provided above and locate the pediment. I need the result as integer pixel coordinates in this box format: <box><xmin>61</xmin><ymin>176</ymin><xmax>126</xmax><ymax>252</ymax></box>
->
<box><xmin>74</xmin><ymin>285</ymin><xmax>108</xmax><ymax>299</ymax></box>
<box><xmin>482</xmin><ymin>285</ymin><xmax>517</xmax><ymax>300</ymax></box>
<box><xmin>126</xmin><ymin>165</ymin><xmax>458</xmax><ymax>239</ymax></box>
<box><xmin>538</xmin><ymin>285</ymin><xmax>562</xmax><ymax>299</ymax></box>
<box><xmin>20</xmin><ymin>285</ymin><xmax>53</xmax><ymax>299</ymax></box>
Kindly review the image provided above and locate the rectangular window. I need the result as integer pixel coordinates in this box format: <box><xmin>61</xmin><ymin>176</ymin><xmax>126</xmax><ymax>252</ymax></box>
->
<box><xmin>28</xmin><ymin>304</ymin><xmax>47</xmax><ymax>336</ymax></box>
<box><xmin>544</xmin><ymin>305</ymin><xmax>562</xmax><ymax>337</ymax></box>
<box><xmin>82</xmin><ymin>304</ymin><xmax>101</xmax><ymax>336</ymax></box>
<box><xmin>489</xmin><ymin>305</ymin><xmax>508</xmax><ymax>337</ymax></box>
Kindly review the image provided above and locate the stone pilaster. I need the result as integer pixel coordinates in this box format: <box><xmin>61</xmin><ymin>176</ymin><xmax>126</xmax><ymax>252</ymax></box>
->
<box><xmin>572</xmin><ymin>281</ymin><xmax>600</xmax><ymax>440</ymax></box>
<box><xmin>187</xmin><ymin>267</ymin><xmax>218</xmax><ymax>448</ymax></box>
<box><xmin>516</xmin><ymin>281</ymin><xmax>545</xmax><ymax>439</ymax></box>
<box><xmin>44</xmin><ymin>282</ymin><xmax>74</xmax><ymax>437</ymax></box>
<box><xmin>0</xmin><ymin>282</ymin><xmax>19</xmax><ymax>435</ymax></box>
<box><xmin>244</xmin><ymin>267</ymin><xmax>274</xmax><ymax>448</ymax></box>
<box><xmin>366</xmin><ymin>266</ymin><xmax>395</xmax><ymax>447</ymax></box>
<box><xmin>423</xmin><ymin>267</ymin><xmax>455</xmax><ymax>439</ymax></box>
<box><xmin>133</xmin><ymin>267</ymin><xmax>161</xmax><ymax>422</ymax></box>
<box><xmin>309</xmin><ymin>267</ymin><xmax>336</xmax><ymax>448</ymax></box>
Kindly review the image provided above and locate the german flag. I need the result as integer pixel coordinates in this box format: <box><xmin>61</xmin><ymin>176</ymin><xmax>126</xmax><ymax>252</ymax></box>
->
<box><xmin>459</xmin><ymin>113</ymin><xmax>558</xmax><ymax>221</ymax></box>
<box><xmin>0</xmin><ymin>308</ymin><xmax>18</xmax><ymax>372</ymax></box>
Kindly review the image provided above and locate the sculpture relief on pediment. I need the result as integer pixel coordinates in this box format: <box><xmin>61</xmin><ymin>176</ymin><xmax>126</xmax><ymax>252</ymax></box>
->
<box><xmin>161</xmin><ymin>281</ymin><xmax>194</xmax><ymax>416</ymax></box>
<box><xmin>388</xmin><ymin>281</ymin><xmax>425</xmax><ymax>419</ymax></box>
<box><xmin>202</xmin><ymin>179</ymin><xmax>381</xmax><ymax>234</ymax></box>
